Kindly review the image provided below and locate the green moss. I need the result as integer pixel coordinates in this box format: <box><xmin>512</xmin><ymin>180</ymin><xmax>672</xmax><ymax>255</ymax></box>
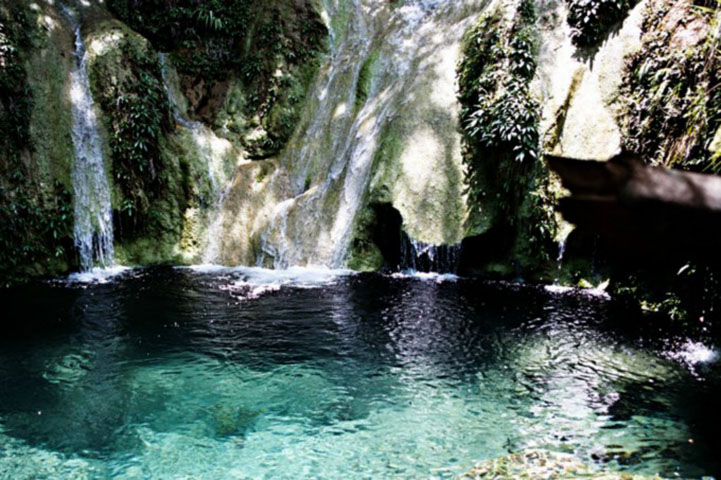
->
<box><xmin>115</xmin><ymin>237</ymin><xmax>182</xmax><ymax>266</ymax></box>
<box><xmin>355</xmin><ymin>49</ymin><xmax>379</xmax><ymax>109</ymax></box>
<box><xmin>367</xmin><ymin>122</ymin><xmax>404</xmax><ymax>203</ymax></box>
<box><xmin>543</xmin><ymin>68</ymin><xmax>585</xmax><ymax>152</ymax></box>
<box><xmin>346</xmin><ymin>204</ymin><xmax>384</xmax><ymax>271</ymax></box>
<box><xmin>0</xmin><ymin>2</ymin><xmax>75</xmax><ymax>283</ymax></box>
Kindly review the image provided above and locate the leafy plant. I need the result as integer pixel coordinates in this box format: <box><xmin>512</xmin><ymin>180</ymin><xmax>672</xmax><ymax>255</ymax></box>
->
<box><xmin>457</xmin><ymin>0</ymin><xmax>558</xmax><ymax>269</ymax></box>
<box><xmin>457</xmin><ymin>0</ymin><xmax>541</xmax><ymax>211</ymax></box>
<box><xmin>91</xmin><ymin>35</ymin><xmax>172</xmax><ymax>236</ymax></box>
<box><xmin>566</xmin><ymin>0</ymin><xmax>639</xmax><ymax>47</ymax></box>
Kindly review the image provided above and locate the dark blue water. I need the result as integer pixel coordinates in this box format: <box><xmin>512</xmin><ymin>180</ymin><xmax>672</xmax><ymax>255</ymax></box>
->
<box><xmin>0</xmin><ymin>267</ymin><xmax>719</xmax><ymax>478</ymax></box>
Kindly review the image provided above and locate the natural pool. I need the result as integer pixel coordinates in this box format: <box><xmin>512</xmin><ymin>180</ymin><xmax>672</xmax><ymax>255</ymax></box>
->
<box><xmin>0</xmin><ymin>267</ymin><xmax>719</xmax><ymax>479</ymax></box>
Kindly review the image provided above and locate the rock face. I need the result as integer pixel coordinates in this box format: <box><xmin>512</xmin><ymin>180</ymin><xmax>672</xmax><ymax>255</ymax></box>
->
<box><xmin>0</xmin><ymin>1</ymin><xmax>77</xmax><ymax>282</ymax></box>
<box><xmin>1</xmin><ymin>0</ymin><xmax>718</xmax><ymax>279</ymax></box>
<box><xmin>534</xmin><ymin>0</ymin><xmax>647</xmax><ymax>160</ymax></box>
<box><xmin>212</xmin><ymin>0</ymin><xmax>483</xmax><ymax>268</ymax></box>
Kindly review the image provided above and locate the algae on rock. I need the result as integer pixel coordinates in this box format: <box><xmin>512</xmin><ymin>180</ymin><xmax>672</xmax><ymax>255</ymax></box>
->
<box><xmin>0</xmin><ymin>1</ymin><xmax>76</xmax><ymax>282</ymax></box>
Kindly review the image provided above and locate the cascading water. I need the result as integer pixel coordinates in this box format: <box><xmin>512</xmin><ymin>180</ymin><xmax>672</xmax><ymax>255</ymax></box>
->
<box><xmin>242</xmin><ymin>0</ymin><xmax>482</xmax><ymax>269</ymax></box>
<box><xmin>65</xmin><ymin>8</ymin><xmax>115</xmax><ymax>271</ymax></box>
<box><xmin>157</xmin><ymin>51</ymin><xmax>236</xmax><ymax>264</ymax></box>
<box><xmin>157</xmin><ymin>52</ymin><xmax>203</xmax><ymax>132</ymax></box>
<box><xmin>401</xmin><ymin>237</ymin><xmax>462</xmax><ymax>274</ymax></box>
<box><xmin>202</xmin><ymin>182</ymin><xmax>235</xmax><ymax>264</ymax></box>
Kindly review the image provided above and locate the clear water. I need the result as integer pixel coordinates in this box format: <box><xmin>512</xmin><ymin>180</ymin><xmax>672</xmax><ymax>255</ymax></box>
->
<box><xmin>1</xmin><ymin>270</ymin><xmax>719</xmax><ymax>479</ymax></box>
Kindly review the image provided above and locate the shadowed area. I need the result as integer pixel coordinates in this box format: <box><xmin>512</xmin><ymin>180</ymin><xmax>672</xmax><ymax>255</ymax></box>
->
<box><xmin>548</xmin><ymin>153</ymin><xmax>721</xmax><ymax>258</ymax></box>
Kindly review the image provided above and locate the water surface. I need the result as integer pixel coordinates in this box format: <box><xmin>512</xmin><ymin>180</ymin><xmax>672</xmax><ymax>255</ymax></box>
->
<box><xmin>1</xmin><ymin>268</ymin><xmax>719</xmax><ymax>478</ymax></box>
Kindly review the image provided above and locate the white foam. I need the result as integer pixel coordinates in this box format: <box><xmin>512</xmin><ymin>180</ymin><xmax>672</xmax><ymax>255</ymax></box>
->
<box><xmin>185</xmin><ymin>265</ymin><xmax>353</xmax><ymax>288</ymax></box>
<box><xmin>544</xmin><ymin>284</ymin><xmax>611</xmax><ymax>300</ymax></box>
<box><xmin>544</xmin><ymin>285</ymin><xmax>575</xmax><ymax>294</ymax></box>
<box><xmin>184</xmin><ymin>263</ymin><xmax>231</xmax><ymax>274</ymax></box>
<box><xmin>66</xmin><ymin>266</ymin><xmax>131</xmax><ymax>284</ymax></box>
<box><xmin>390</xmin><ymin>271</ymin><xmax>460</xmax><ymax>283</ymax></box>
<box><xmin>666</xmin><ymin>340</ymin><xmax>718</xmax><ymax>367</ymax></box>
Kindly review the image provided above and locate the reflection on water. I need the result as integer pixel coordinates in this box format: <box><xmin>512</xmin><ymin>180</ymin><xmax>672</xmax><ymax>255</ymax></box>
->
<box><xmin>0</xmin><ymin>268</ymin><xmax>719</xmax><ymax>479</ymax></box>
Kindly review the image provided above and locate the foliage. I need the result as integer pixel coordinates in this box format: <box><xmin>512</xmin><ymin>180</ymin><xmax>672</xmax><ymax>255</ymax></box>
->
<box><xmin>0</xmin><ymin>4</ymin><xmax>33</xmax><ymax>154</ymax></box>
<box><xmin>620</xmin><ymin>0</ymin><xmax>721</xmax><ymax>172</ymax></box>
<box><xmin>457</xmin><ymin>0</ymin><xmax>541</xmax><ymax>214</ymax></box>
<box><xmin>0</xmin><ymin>181</ymin><xmax>73</xmax><ymax>285</ymax></box>
<box><xmin>108</xmin><ymin>0</ymin><xmax>327</xmax><ymax>157</ymax></box>
<box><xmin>457</xmin><ymin>0</ymin><xmax>557</xmax><ymax>270</ymax></box>
<box><xmin>89</xmin><ymin>30</ymin><xmax>172</xmax><ymax>236</ymax></box>
<box><xmin>611</xmin><ymin>261</ymin><xmax>721</xmax><ymax>324</ymax></box>
<box><xmin>109</xmin><ymin>0</ymin><xmax>252</xmax><ymax>80</ymax></box>
<box><xmin>566</xmin><ymin>0</ymin><xmax>638</xmax><ymax>47</ymax></box>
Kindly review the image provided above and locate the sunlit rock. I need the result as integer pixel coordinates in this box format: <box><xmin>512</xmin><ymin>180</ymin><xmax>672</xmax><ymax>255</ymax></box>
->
<box><xmin>535</xmin><ymin>0</ymin><xmax>647</xmax><ymax>160</ymax></box>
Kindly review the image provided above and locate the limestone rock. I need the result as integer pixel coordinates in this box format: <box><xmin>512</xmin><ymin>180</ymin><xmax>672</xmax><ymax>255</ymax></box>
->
<box><xmin>534</xmin><ymin>0</ymin><xmax>647</xmax><ymax>160</ymax></box>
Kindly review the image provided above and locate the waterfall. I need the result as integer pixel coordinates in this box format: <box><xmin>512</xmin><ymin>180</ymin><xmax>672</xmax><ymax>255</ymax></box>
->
<box><xmin>401</xmin><ymin>237</ymin><xmax>462</xmax><ymax>274</ymax></box>
<box><xmin>157</xmin><ymin>51</ymin><xmax>236</xmax><ymax>264</ymax></box>
<box><xmin>157</xmin><ymin>52</ymin><xmax>203</xmax><ymax>132</ymax></box>
<box><xmin>65</xmin><ymin>9</ymin><xmax>115</xmax><ymax>271</ymax></box>
<box><xmin>554</xmin><ymin>224</ymin><xmax>574</xmax><ymax>284</ymax></box>
<box><xmin>248</xmin><ymin>0</ymin><xmax>482</xmax><ymax>269</ymax></box>
<box><xmin>202</xmin><ymin>182</ymin><xmax>234</xmax><ymax>264</ymax></box>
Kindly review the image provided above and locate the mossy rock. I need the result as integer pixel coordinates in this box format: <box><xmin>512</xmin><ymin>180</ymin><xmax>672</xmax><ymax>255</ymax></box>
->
<box><xmin>0</xmin><ymin>1</ymin><xmax>77</xmax><ymax>282</ymax></box>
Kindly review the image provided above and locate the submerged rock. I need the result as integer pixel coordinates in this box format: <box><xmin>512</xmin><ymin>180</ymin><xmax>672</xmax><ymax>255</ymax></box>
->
<box><xmin>460</xmin><ymin>451</ymin><xmax>663</xmax><ymax>479</ymax></box>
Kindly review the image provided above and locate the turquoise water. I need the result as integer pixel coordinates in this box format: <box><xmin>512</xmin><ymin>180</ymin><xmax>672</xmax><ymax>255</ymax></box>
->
<box><xmin>0</xmin><ymin>267</ymin><xmax>719</xmax><ymax>478</ymax></box>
